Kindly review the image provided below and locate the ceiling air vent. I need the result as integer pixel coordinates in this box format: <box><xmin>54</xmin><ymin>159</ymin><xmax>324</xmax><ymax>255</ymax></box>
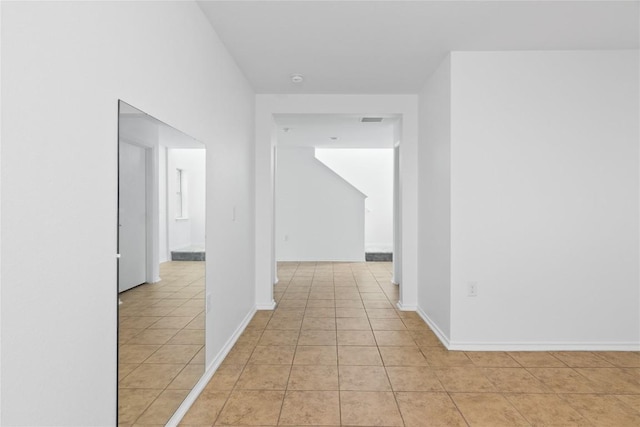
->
<box><xmin>361</xmin><ymin>117</ymin><xmax>383</xmax><ymax>123</ymax></box>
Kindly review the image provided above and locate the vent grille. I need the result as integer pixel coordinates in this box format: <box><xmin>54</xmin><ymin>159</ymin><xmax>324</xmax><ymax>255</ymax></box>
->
<box><xmin>361</xmin><ymin>117</ymin><xmax>383</xmax><ymax>123</ymax></box>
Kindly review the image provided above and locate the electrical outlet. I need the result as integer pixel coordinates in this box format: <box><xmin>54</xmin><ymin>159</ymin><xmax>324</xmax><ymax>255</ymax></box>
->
<box><xmin>467</xmin><ymin>282</ymin><xmax>478</xmax><ymax>297</ymax></box>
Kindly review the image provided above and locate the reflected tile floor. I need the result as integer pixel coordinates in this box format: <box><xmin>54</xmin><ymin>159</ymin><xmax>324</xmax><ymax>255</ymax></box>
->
<box><xmin>177</xmin><ymin>261</ymin><xmax>640</xmax><ymax>426</ymax></box>
<box><xmin>118</xmin><ymin>261</ymin><xmax>205</xmax><ymax>426</ymax></box>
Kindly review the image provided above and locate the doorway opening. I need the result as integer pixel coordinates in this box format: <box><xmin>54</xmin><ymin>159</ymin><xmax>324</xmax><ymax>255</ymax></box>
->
<box><xmin>272</xmin><ymin>113</ymin><xmax>401</xmax><ymax>288</ymax></box>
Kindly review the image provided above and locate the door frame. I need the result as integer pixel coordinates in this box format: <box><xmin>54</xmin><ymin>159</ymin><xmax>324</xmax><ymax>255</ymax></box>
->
<box><xmin>254</xmin><ymin>94</ymin><xmax>419</xmax><ymax>311</ymax></box>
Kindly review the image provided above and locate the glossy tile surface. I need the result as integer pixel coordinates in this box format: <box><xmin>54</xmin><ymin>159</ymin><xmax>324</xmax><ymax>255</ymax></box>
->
<box><xmin>118</xmin><ymin>261</ymin><xmax>204</xmax><ymax>426</ymax></box>
<box><xmin>177</xmin><ymin>261</ymin><xmax>640</xmax><ymax>426</ymax></box>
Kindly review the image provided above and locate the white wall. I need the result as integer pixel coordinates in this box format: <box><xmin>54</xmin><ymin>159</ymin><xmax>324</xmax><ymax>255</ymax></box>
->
<box><xmin>315</xmin><ymin>148</ymin><xmax>394</xmax><ymax>253</ymax></box>
<box><xmin>1</xmin><ymin>2</ymin><xmax>255</xmax><ymax>425</ymax></box>
<box><xmin>256</xmin><ymin>95</ymin><xmax>419</xmax><ymax>310</ymax></box>
<box><xmin>418</xmin><ymin>50</ymin><xmax>639</xmax><ymax>350</ymax></box>
<box><xmin>168</xmin><ymin>148</ymin><xmax>206</xmax><ymax>251</ymax></box>
<box><xmin>417</xmin><ymin>55</ymin><xmax>452</xmax><ymax>342</ymax></box>
<box><xmin>276</xmin><ymin>147</ymin><xmax>366</xmax><ymax>261</ymax></box>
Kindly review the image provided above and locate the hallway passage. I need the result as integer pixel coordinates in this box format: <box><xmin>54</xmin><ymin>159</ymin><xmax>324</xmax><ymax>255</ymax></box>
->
<box><xmin>180</xmin><ymin>261</ymin><xmax>640</xmax><ymax>426</ymax></box>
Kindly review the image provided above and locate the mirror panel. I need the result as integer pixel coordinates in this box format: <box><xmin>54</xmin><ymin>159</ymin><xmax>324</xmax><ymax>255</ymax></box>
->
<box><xmin>117</xmin><ymin>101</ymin><xmax>206</xmax><ymax>424</ymax></box>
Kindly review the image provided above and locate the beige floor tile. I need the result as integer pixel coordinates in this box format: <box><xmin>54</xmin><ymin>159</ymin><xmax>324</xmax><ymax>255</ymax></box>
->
<box><xmin>338</xmin><ymin>346</ymin><xmax>383</xmax><ymax>366</ymax></box>
<box><xmin>595</xmin><ymin>351</ymin><xmax>640</xmax><ymax>367</ymax></box>
<box><xmin>574</xmin><ymin>367</ymin><xmax>640</xmax><ymax>393</ymax></box>
<box><xmin>297</xmin><ymin>330</ymin><xmax>337</xmax><ymax>346</ymax></box>
<box><xmin>373</xmin><ymin>330</ymin><xmax>416</xmax><ymax>346</ymax></box>
<box><xmin>168</xmin><ymin>329</ymin><xmax>205</xmax><ymax>345</ymax></box>
<box><xmin>215</xmin><ymin>390</ymin><xmax>284</xmax><ymax>426</ymax></box>
<box><xmin>119</xmin><ymin>344</ymin><xmax>162</xmax><ymax>364</ymax></box>
<box><xmin>423</xmin><ymin>349</ymin><xmax>473</xmax><ymax>367</ymax></box>
<box><xmin>482</xmin><ymin>367</ymin><xmax>551</xmax><ymax>393</ymax></box>
<box><xmin>119</xmin><ymin>328</ymin><xmax>144</xmax><ymax>345</ymax></box>
<box><xmin>288</xmin><ymin>365</ymin><xmax>339</xmax><ymax>390</ymax></box>
<box><xmin>235</xmin><ymin>364</ymin><xmax>291</xmax><ymax>390</ymax></box>
<box><xmin>221</xmin><ymin>347</ymin><xmax>253</xmax><ymax>366</ymax></box>
<box><xmin>379</xmin><ymin>346</ymin><xmax>428</xmax><ymax>366</ymax></box>
<box><xmin>508</xmin><ymin>351</ymin><xmax>566</xmax><ymax>367</ymax></box>
<box><xmin>119</xmin><ymin>363</ymin><xmax>140</xmax><ymax>381</ymax></box>
<box><xmin>506</xmin><ymin>393</ymin><xmax>588</xmax><ymax>426</ymax></box>
<box><xmin>204</xmin><ymin>365</ymin><xmax>244</xmax><ymax>391</ymax></box>
<box><xmin>247</xmin><ymin>345</ymin><xmax>295</xmax><ymax>365</ymax></box>
<box><xmin>184</xmin><ymin>314</ymin><xmax>205</xmax><ymax>329</ymax></box>
<box><xmin>335</xmin><ymin>299</ymin><xmax>364</xmax><ymax>308</ymax></box>
<box><xmin>305</xmin><ymin>299</ymin><xmax>335</xmax><ymax>308</ymax></box>
<box><xmin>336</xmin><ymin>307</ymin><xmax>368</xmax><ymax>318</ymax></box>
<box><xmin>293</xmin><ymin>345</ymin><xmax>338</xmax><ymax>365</ymax></box>
<box><xmin>401</xmin><ymin>318</ymin><xmax>431</xmax><ymax>331</ymax></box>
<box><xmin>168</xmin><ymin>305</ymin><xmax>204</xmax><ymax>317</ymax></box>
<box><xmin>338</xmin><ymin>330</ymin><xmax>377</xmax><ymax>346</ymax></box>
<box><xmin>614</xmin><ymin>394</ymin><xmax>640</xmax><ymax>412</ymax></box>
<box><xmin>179</xmin><ymin>390</ymin><xmax>229</xmax><ymax>425</ymax></box>
<box><xmin>127</xmin><ymin>328</ymin><xmax>180</xmax><ymax>345</ymax></box>
<box><xmin>366</xmin><ymin>308</ymin><xmax>399</xmax><ymax>319</ymax></box>
<box><xmin>258</xmin><ymin>329</ymin><xmax>299</xmax><ymax>346</ymax></box>
<box><xmin>340</xmin><ymin>391</ymin><xmax>403</xmax><ymax>426</ymax></box>
<box><xmin>118</xmin><ymin>388</ymin><xmax>163</xmax><ymax>424</ymax></box>
<box><xmin>135</xmin><ymin>389</ymin><xmax>190</xmax><ymax>425</ymax></box>
<box><xmin>336</xmin><ymin>317</ymin><xmax>371</xmax><ymax>331</ymax></box>
<box><xmin>561</xmin><ymin>394</ymin><xmax>640</xmax><ymax>426</ymax></box>
<box><xmin>144</xmin><ymin>344</ymin><xmax>201</xmax><ymax>364</ymax></box>
<box><xmin>309</xmin><ymin>291</ymin><xmax>335</xmax><ymax>300</ymax></box>
<box><xmin>119</xmin><ymin>363</ymin><xmax>186</xmax><ymax>389</ymax></box>
<box><xmin>465</xmin><ymin>351</ymin><xmax>521</xmax><ymax>367</ymax></box>
<box><xmin>148</xmin><ymin>316</ymin><xmax>195</xmax><ymax>330</ymax></box>
<box><xmin>435</xmin><ymin>367</ymin><xmax>496</xmax><ymax>392</ymax></box>
<box><xmin>339</xmin><ymin>365</ymin><xmax>391</xmax><ymax>391</ymax></box>
<box><xmin>277</xmin><ymin>299</ymin><xmax>307</xmax><ymax>308</ymax></box>
<box><xmin>395</xmin><ymin>392</ymin><xmax>467</xmax><ymax>427</ymax></box>
<box><xmin>386</xmin><ymin>366</ymin><xmax>444</xmax><ymax>391</ymax></box>
<box><xmin>363</xmin><ymin>300</ymin><xmax>395</xmax><ymax>309</ymax></box>
<box><xmin>369</xmin><ymin>318</ymin><xmax>407</xmax><ymax>331</ymax></box>
<box><xmin>167</xmin><ymin>364</ymin><xmax>204</xmax><ymax>390</ymax></box>
<box><xmin>279</xmin><ymin>391</ymin><xmax>340</xmax><ymax>426</ymax></box>
<box><xmin>451</xmin><ymin>392</ymin><xmax>530</xmax><ymax>426</ymax></box>
<box><xmin>301</xmin><ymin>317</ymin><xmax>336</xmax><ymax>330</ymax></box>
<box><xmin>265</xmin><ymin>317</ymin><xmax>302</xmax><ymax>331</ymax></box>
<box><xmin>550</xmin><ymin>351</ymin><xmax>614</xmax><ymax>368</ymax></box>
<box><xmin>409</xmin><ymin>330</ymin><xmax>444</xmax><ymax>348</ymax></box>
<box><xmin>120</xmin><ymin>317</ymin><xmax>162</xmax><ymax>330</ymax></box>
<box><xmin>527</xmin><ymin>367</ymin><xmax>598</xmax><ymax>393</ymax></box>
<box><xmin>305</xmin><ymin>307</ymin><xmax>336</xmax><ymax>318</ymax></box>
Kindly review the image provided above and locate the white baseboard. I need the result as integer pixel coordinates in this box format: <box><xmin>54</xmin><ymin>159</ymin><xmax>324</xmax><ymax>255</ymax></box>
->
<box><xmin>415</xmin><ymin>305</ymin><xmax>639</xmax><ymax>351</ymax></box>
<box><xmin>416</xmin><ymin>306</ymin><xmax>451</xmax><ymax>349</ymax></box>
<box><xmin>165</xmin><ymin>306</ymin><xmax>257</xmax><ymax>427</ymax></box>
<box><xmin>395</xmin><ymin>301</ymin><xmax>416</xmax><ymax>311</ymax></box>
<box><xmin>447</xmin><ymin>341</ymin><xmax>640</xmax><ymax>351</ymax></box>
<box><xmin>256</xmin><ymin>300</ymin><xmax>277</xmax><ymax>310</ymax></box>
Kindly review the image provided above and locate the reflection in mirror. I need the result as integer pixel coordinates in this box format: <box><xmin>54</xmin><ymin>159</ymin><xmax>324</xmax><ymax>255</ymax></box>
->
<box><xmin>117</xmin><ymin>101</ymin><xmax>206</xmax><ymax>425</ymax></box>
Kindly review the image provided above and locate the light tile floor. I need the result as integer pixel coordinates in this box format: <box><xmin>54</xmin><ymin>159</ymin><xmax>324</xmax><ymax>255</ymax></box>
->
<box><xmin>177</xmin><ymin>261</ymin><xmax>640</xmax><ymax>426</ymax></box>
<box><xmin>118</xmin><ymin>261</ymin><xmax>205</xmax><ymax>426</ymax></box>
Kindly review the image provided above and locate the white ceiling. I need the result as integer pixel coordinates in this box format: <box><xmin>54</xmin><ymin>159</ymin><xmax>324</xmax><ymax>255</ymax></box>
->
<box><xmin>275</xmin><ymin>114</ymin><xmax>399</xmax><ymax>148</ymax></box>
<box><xmin>198</xmin><ymin>0</ymin><xmax>639</xmax><ymax>94</ymax></box>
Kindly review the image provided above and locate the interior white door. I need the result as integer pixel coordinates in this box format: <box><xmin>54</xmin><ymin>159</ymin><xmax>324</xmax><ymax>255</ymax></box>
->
<box><xmin>119</xmin><ymin>141</ymin><xmax>147</xmax><ymax>292</ymax></box>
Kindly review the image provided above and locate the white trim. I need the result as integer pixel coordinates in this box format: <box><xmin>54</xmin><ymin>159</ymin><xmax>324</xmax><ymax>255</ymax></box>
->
<box><xmin>395</xmin><ymin>301</ymin><xmax>416</xmax><ymax>311</ymax></box>
<box><xmin>416</xmin><ymin>305</ymin><xmax>451</xmax><ymax>349</ymax></box>
<box><xmin>448</xmin><ymin>341</ymin><xmax>640</xmax><ymax>352</ymax></box>
<box><xmin>165</xmin><ymin>306</ymin><xmax>256</xmax><ymax>427</ymax></box>
<box><xmin>416</xmin><ymin>305</ymin><xmax>640</xmax><ymax>352</ymax></box>
<box><xmin>256</xmin><ymin>301</ymin><xmax>277</xmax><ymax>310</ymax></box>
